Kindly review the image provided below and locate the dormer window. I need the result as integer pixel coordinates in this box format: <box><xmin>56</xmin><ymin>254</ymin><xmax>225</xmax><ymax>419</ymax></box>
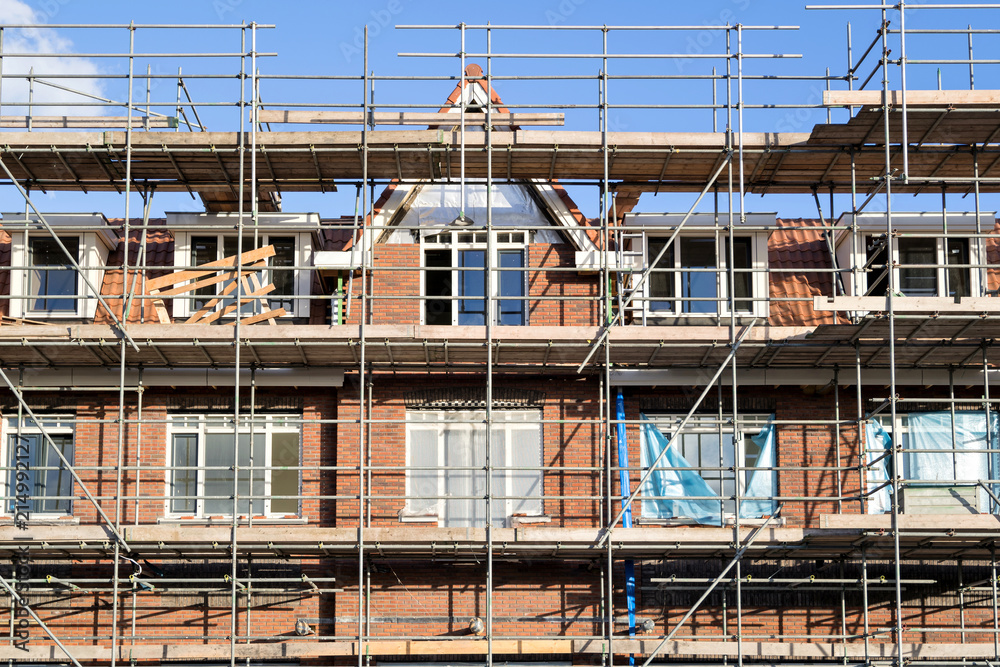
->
<box><xmin>624</xmin><ymin>213</ymin><xmax>770</xmax><ymax>323</ymax></box>
<box><xmin>2</xmin><ymin>213</ymin><xmax>116</xmax><ymax>320</ymax></box>
<box><xmin>168</xmin><ymin>212</ymin><xmax>319</xmax><ymax>321</ymax></box>
<box><xmin>837</xmin><ymin>212</ymin><xmax>989</xmax><ymax>298</ymax></box>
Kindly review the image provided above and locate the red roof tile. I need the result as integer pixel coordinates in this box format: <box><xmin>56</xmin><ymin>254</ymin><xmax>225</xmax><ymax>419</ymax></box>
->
<box><xmin>769</xmin><ymin>218</ymin><xmax>836</xmax><ymax>327</ymax></box>
<box><xmin>95</xmin><ymin>220</ymin><xmax>174</xmax><ymax>324</ymax></box>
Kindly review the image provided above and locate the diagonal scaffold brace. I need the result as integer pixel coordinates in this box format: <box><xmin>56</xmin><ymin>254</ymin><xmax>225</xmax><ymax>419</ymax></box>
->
<box><xmin>0</xmin><ymin>366</ymin><xmax>131</xmax><ymax>552</ymax></box>
<box><xmin>639</xmin><ymin>505</ymin><xmax>784</xmax><ymax>667</ymax></box>
<box><xmin>597</xmin><ymin>319</ymin><xmax>756</xmax><ymax>547</ymax></box>
<box><xmin>576</xmin><ymin>149</ymin><xmax>734</xmax><ymax>374</ymax></box>
<box><xmin>0</xmin><ymin>156</ymin><xmax>140</xmax><ymax>352</ymax></box>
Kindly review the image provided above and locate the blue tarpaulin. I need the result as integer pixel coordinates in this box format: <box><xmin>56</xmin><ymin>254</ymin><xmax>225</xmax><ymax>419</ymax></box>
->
<box><xmin>740</xmin><ymin>422</ymin><xmax>777</xmax><ymax>519</ymax></box>
<box><xmin>639</xmin><ymin>415</ymin><xmax>777</xmax><ymax>524</ymax></box>
<box><xmin>864</xmin><ymin>420</ymin><xmax>892</xmax><ymax>514</ymax></box>
<box><xmin>907</xmin><ymin>411</ymin><xmax>999</xmax><ymax>512</ymax></box>
<box><xmin>639</xmin><ymin>415</ymin><xmax>723</xmax><ymax>525</ymax></box>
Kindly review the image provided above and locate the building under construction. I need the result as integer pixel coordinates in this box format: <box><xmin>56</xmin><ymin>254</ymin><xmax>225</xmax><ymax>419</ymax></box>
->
<box><xmin>1</xmin><ymin>6</ymin><xmax>1000</xmax><ymax>667</ymax></box>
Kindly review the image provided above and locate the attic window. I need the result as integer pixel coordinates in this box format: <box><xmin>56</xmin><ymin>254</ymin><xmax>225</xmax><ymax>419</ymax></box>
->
<box><xmin>422</xmin><ymin>229</ymin><xmax>527</xmax><ymax>326</ymax></box>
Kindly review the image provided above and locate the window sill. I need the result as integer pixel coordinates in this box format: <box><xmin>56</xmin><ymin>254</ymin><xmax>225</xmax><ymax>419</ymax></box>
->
<box><xmin>157</xmin><ymin>515</ymin><xmax>308</xmax><ymax>525</ymax></box>
<box><xmin>0</xmin><ymin>516</ymin><xmax>79</xmax><ymax>526</ymax></box>
<box><xmin>398</xmin><ymin>511</ymin><xmax>439</xmax><ymax>524</ymax></box>
<box><xmin>511</xmin><ymin>514</ymin><xmax>551</xmax><ymax>527</ymax></box>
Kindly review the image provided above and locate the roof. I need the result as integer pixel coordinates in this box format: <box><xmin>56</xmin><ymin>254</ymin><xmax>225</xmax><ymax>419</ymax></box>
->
<box><xmin>95</xmin><ymin>221</ymin><xmax>174</xmax><ymax>325</ymax></box>
<box><xmin>769</xmin><ymin>218</ymin><xmax>837</xmax><ymax>327</ymax></box>
<box><xmin>346</xmin><ymin>64</ymin><xmax>600</xmax><ymax>251</ymax></box>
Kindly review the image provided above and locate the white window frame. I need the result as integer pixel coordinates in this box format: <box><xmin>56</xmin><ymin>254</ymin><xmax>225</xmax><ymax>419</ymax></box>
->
<box><xmin>641</xmin><ymin>413</ymin><xmax>773</xmax><ymax>520</ymax></box>
<box><xmin>642</xmin><ymin>233</ymin><xmax>768</xmax><ymax>319</ymax></box>
<box><xmin>3</xmin><ymin>213</ymin><xmax>116</xmax><ymax>320</ymax></box>
<box><xmin>3</xmin><ymin>415</ymin><xmax>75</xmax><ymax>518</ymax></box>
<box><xmin>404</xmin><ymin>409</ymin><xmax>543</xmax><ymax>527</ymax></box>
<box><xmin>165</xmin><ymin>414</ymin><xmax>301</xmax><ymax>519</ymax></box>
<box><xmin>835</xmin><ymin>212</ymin><xmax>991</xmax><ymax>299</ymax></box>
<box><xmin>420</xmin><ymin>229</ymin><xmax>529</xmax><ymax>326</ymax></box>
<box><xmin>172</xmin><ymin>231</ymin><xmax>313</xmax><ymax>320</ymax></box>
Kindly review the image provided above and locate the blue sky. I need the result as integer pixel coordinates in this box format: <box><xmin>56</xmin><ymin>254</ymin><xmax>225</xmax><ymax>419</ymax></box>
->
<box><xmin>1</xmin><ymin>0</ymin><xmax>999</xmax><ymax>220</ymax></box>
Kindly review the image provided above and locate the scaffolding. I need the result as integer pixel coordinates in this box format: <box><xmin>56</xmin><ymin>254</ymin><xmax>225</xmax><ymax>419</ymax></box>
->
<box><xmin>0</xmin><ymin>6</ymin><xmax>999</xmax><ymax>667</ymax></box>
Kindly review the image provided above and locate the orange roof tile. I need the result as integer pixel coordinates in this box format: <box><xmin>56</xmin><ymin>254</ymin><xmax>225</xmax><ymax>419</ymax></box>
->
<box><xmin>95</xmin><ymin>221</ymin><xmax>174</xmax><ymax>324</ymax></box>
<box><xmin>768</xmin><ymin>218</ymin><xmax>836</xmax><ymax>327</ymax></box>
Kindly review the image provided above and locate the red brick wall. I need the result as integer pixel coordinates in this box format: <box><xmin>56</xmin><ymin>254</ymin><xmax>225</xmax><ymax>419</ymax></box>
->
<box><xmin>528</xmin><ymin>243</ymin><xmax>600</xmax><ymax>326</ymax></box>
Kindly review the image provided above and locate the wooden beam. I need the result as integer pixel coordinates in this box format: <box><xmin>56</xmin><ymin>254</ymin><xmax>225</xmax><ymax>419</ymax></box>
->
<box><xmin>256</xmin><ymin>110</ymin><xmax>565</xmax><ymax>126</ymax></box>
<box><xmin>824</xmin><ymin>89</ymin><xmax>1000</xmax><ymax>107</ymax></box>
<box><xmin>146</xmin><ymin>246</ymin><xmax>276</xmax><ymax>291</ymax></box>
<box><xmin>813</xmin><ymin>295</ymin><xmax>1000</xmax><ymax>313</ymax></box>
<box><xmin>0</xmin><ymin>115</ymin><xmax>179</xmax><ymax>129</ymax></box>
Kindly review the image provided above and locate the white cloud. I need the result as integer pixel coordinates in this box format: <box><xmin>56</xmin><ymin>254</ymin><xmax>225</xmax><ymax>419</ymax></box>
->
<box><xmin>0</xmin><ymin>0</ymin><xmax>105</xmax><ymax>118</ymax></box>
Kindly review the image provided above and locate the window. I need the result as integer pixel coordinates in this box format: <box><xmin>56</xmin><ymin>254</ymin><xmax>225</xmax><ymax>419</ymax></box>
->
<box><xmin>644</xmin><ymin>233</ymin><xmax>765</xmax><ymax>319</ymax></box>
<box><xmin>168</xmin><ymin>415</ymin><xmax>300</xmax><ymax>517</ymax></box>
<box><xmin>423</xmin><ymin>230</ymin><xmax>526</xmax><ymax>325</ymax></box>
<box><xmin>836</xmin><ymin>212</ymin><xmax>989</xmax><ymax>299</ymax></box>
<box><xmin>29</xmin><ymin>236</ymin><xmax>79</xmax><ymax>312</ymax></box>
<box><xmin>3</xmin><ymin>213</ymin><xmax>117</xmax><ymax>320</ymax></box>
<box><xmin>641</xmin><ymin>414</ymin><xmax>773</xmax><ymax>519</ymax></box>
<box><xmin>865</xmin><ymin>235</ymin><xmax>973</xmax><ymax>297</ymax></box>
<box><xmin>406</xmin><ymin>410</ymin><xmax>542</xmax><ymax>527</ymax></box>
<box><xmin>5</xmin><ymin>416</ymin><xmax>74</xmax><ymax>516</ymax></box>
<box><xmin>186</xmin><ymin>233</ymin><xmax>299</xmax><ymax>317</ymax></box>
<box><xmin>875</xmin><ymin>411</ymin><xmax>999</xmax><ymax>514</ymax></box>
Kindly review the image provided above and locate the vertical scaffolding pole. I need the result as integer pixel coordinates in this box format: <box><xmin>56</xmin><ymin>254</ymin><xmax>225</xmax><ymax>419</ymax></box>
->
<box><xmin>357</xmin><ymin>24</ymin><xmax>370</xmax><ymax>667</ymax></box>
<box><xmin>229</xmin><ymin>22</ymin><xmax>249</xmax><ymax>667</ymax></box>
<box><xmin>485</xmin><ymin>23</ymin><xmax>496</xmax><ymax>667</ymax></box>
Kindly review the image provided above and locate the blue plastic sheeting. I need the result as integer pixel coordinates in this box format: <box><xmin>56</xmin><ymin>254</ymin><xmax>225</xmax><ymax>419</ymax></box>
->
<box><xmin>639</xmin><ymin>416</ymin><xmax>723</xmax><ymax>525</ymax></box>
<box><xmin>740</xmin><ymin>422</ymin><xmax>777</xmax><ymax>519</ymax></box>
<box><xmin>864</xmin><ymin>420</ymin><xmax>892</xmax><ymax>514</ymax></box>
<box><xmin>639</xmin><ymin>416</ymin><xmax>778</xmax><ymax>524</ymax></box>
<box><xmin>615</xmin><ymin>391</ymin><xmax>636</xmax><ymax>660</ymax></box>
<box><xmin>907</xmin><ymin>411</ymin><xmax>999</xmax><ymax>512</ymax></box>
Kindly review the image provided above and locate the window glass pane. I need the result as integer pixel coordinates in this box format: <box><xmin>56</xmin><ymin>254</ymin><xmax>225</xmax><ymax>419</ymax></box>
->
<box><xmin>510</xmin><ymin>425</ymin><xmax>543</xmax><ymax>517</ymax></box>
<box><xmin>171</xmin><ymin>434</ymin><xmax>198</xmax><ymax>514</ymax></box>
<box><xmin>680</xmin><ymin>238</ymin><xmax>717</xmax><ymax>313</ymax></box>
<box><xmin>443</xmin><ymin>425</ymin><xmax>479</xmax><ymax>526</ymax></box>
<box><xmin>866</xmin><ymin>235</ymin><xmax>889</xmax><ymax>296</ymax></box>
<box><xmin>497</xmin><ymin>250</ymin><xmax>525</xmax><ymax>325</ymax></box>
<box><xmin>205</xmin><ymin>432</ymin><xmax>263</xmax><ymax>516</ymax></box>
<box><xmin>270</xmin><ymin>432</ymin><xmax>299</xmax><ymax>515</ymax></box>
<box><xmin>409</xmin><ymin>427</ymin><xmax>440</xmax><ymax>514</ymax></box>
<box><xmin>9</xmin><ymin>432</ymin><xmax>74</xmax><ymax>514</ymax></box>
<box><xmin>29</xmin><ymin>236</ymin><xmax>79</xmax><ymax>312</ymax></box>
<box><xmin>946</xmin><ymin>238</ymin><xmax>970</xmax><ymax>297</ymax></box>
<box><xmin>222</xmin><ymin>236</ymin><xmax>253</xmax><ymax>260</ymax></box>
<box><xmin>648</xmin><ymin>239</ymin><xmax>675</xmax><ymax>312</ymax></box>
<box><xmin>204</xmin><ymin>433</ymin><xmax>234</xmax><ymax>515</ymax></box>
<box><xmin>424</xmin><ymin>249</ymin><xmax>452</xmax><ymax>325</ymax></box>
<box><xmin>731</xmin><ymin>237</ymin><xmax>753</xmax><ymax>312</ymax></box>
<box><xmin>191</xmin><ymin>236</ymin><xmax>219</xmax><ymax>311</ymax></box>
<box><xmin>458</xmin><ymin>249</ymin><xmax>486</xmax><ymax>325</ymax></box>
<box><xmin>269</xmin><ymin>236</ymin><xmax>296</xmax><ymax>312</ymax></box>
<box><xmin>899</xmin><ymin>237</ymin><xmax>937</xmax><ymax>296</ymax></box>
<box><xmin>39</xmin><ymin>433</ymin><xmax>73</xmax><ymax>514</ymax></box>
